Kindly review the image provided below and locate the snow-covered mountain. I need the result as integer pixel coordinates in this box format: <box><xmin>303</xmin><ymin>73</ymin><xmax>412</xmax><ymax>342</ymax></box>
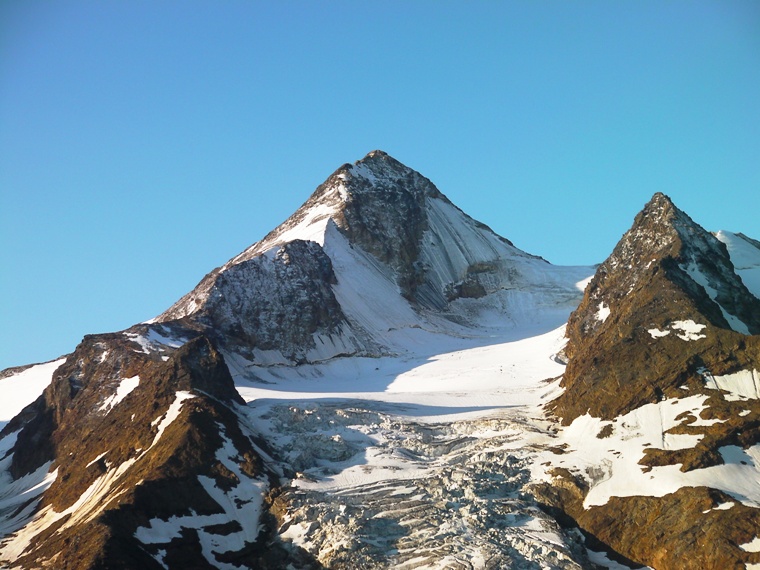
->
<box><xmin>0</xmin><ymin>152</ymin><xmax>758</xmax><ymax>569</ymax></box>
<box><xmin>156</xmin><ymin>150</ymin><xmax>589</xmax><ymax>366</ymax></box>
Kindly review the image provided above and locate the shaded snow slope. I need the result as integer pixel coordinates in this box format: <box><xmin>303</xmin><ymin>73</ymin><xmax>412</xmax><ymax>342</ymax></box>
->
<box><xmin>716</xmin><ymin>230</ymin><xmax>760</xmax><ymax>301</ymax></box>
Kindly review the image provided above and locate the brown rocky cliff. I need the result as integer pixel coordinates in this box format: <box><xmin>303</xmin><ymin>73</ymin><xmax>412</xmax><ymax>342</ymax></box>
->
<box><xmin>552</xmin><ymin>192</ymin><xmax>760</xmax><ymax>424</ymax></box>
<box><xmin>0</xmin><ymin>328</ymin><xmax>312</xmax><ymax>569</ymax></box>
<box><xmin>540</xmin><ymin>193</ymin><xmax>760</xmax><ymax>570</ymax></box>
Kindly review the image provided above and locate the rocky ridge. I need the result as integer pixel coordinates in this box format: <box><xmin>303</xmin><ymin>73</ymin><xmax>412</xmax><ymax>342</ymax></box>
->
<box><xmin>555</xmin><ymin>192</ymin><xmax>760</xmax><ymax>422</ymax></box>
<box><xmin>0</xmin><ymin>325</ymin><xmax>304</xmax><ymax>569</ymax></box>
<box><xmin>539</xmin><ymin>193</ymin><xmax>760</xmax><ymax>569</ymax></box>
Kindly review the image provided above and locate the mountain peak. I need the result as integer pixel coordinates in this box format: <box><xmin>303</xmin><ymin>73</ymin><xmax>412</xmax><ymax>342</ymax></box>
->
<box><xmin>329</xmin><ymin>150</ymin><xmax>442</xmax><ymax>201</ymax></box>
<box><xmin>555</xmin><ymin>192</ymin><xmax>760</xmax><ymax>424</ymax></box>
<box><xmin>363</xmin><ymin>149</ymin><xmax>389</xmax><ymax>160</ymax></box>
<box><xmin>647</xmin><ymin>190</ymin><xmax>675</xmax><ymax>209</ymax></box>
<box><xmin>158</xmin><ymin>151</ymin><xmax>571</xmax><ymax>358</ymax></box>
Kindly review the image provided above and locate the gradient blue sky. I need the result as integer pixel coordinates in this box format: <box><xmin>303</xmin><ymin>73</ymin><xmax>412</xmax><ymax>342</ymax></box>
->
<box><xmin>1</xmin><ymin>1</ymin><xmax>759</xmax><ymax>369</ymax></box>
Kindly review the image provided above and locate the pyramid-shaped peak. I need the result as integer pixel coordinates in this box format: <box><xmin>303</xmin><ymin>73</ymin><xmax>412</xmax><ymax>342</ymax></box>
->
<box><xmin>364</xmin><ymin>149</ymin><xmax>390</xmax><ymax>160</ymax></box>
<box><xmin>313</xmin><ymin>151</ymin><xmax>446</xmax><ymax>209</ymax></box>
<box><xmin>648</xmin><ymin>191</ymin><xmax>674</xmax><ymax>207</ymax></box>
<box><xmin>341</xmin><ymin>150</ymin><xmax>429</xmax><ymax>186</ymax></box>
<box><xmin>637</xmin><ymin>192</ymin><xmax>682</xmax><ymax>225</ymax></box>
<box><xmin>623</xmin><ymin>192</ymin><xmax>707</xmax><ymax>254</ymax></box>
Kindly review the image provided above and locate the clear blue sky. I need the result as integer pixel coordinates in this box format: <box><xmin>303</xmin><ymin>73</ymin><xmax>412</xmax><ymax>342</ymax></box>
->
<box><xmin>1</xmin><ymin>1</ymin><xmax>759</xmax><ymax>370</ymax></box>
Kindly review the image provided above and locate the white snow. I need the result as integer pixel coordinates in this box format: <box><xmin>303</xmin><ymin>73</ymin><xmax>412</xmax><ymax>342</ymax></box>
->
<box><xmin>648</xmin><ymin>328</ymin><xmax>670</xmax><ymax>338</ymax></box>
<box><xmin>648</xmin><ymin>320</ymin><xmax>707</xmax><ymax>341</ymax></box>
<box><xmin>98</xmin><ymin>375</ymin><xmax>140</xmax><ymax>413</ymax></box>
<box><xmin>261</xmin><ymin>203</ymin><xmax>334</xmax><ymax>250</ymax></box>
<box><xmin>702</xmin><ymin>369</ymin><xmax>760</xmax><ymax>401</ymax></box>
<box><xmin>85</xmin><ymin>451</ymin><xmax>109</xmax><ymax>469</ymax></box>
<box><xmin>671</xmin><ymin>320</ymin><xmax>707</xmax><ymax>341</ymax></box>
<box><xmin>235</xmin><ymin>324</ymin><xmax>572</xmax><ymax>415</ymax></box>
<box><xmin>587</xmin><ymin>548</ymin><xmax>651</xmax><ymax>570</ymax></box>
<box><xmin>683</xmin><ymin>261</ymin><xmax>751</xmax><ymax>334</ymax></box>
<box><xmin>702</xmin><ymin>501</ymin><xmax>734</xmax><ymax>513</ymax></box>
<box><xmin>596</xmin><ymin>302</ymin><xmax>611</xmax><ymax>323</ymax></box>
<box><xmin>534</xmin><ymin>395</ymin><xmax>760</xmax><ymax>509</ymax></box>
<box><xmin>716</xmin><ymin>230</ymin><xmax>760</xmax><ymax>301</ymax></box>
<box><xmin>0</xmin><ymin>359</ymin><xmax>66</xmax><ymax>423</ymax></box>
<box><xmin>125</xmin><ymin>328</ymin><xmax>189</xmax><ymax>355</ymax></box>
<box><xmin>741</xmin><ymin>536</ymin><xmax>760</xmax><ymax>553</ymax></box>
<box><xmin>149</xmin><ymin>392</ymin><xmax>195</xmax><ymax>449</ymax></box>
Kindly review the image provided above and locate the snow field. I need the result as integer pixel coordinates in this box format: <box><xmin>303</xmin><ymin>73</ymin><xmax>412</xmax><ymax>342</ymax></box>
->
<box><xmin>0</xmin><ymin>358</ymin><xmax>66</xmax><ymax>423</ymax></box>
<box><xmin>534</xmin><ymin>395</ymin><xmax>760</xmax><ymax>509</ymax></box>
<box><xmin>716</xmin><ymin>230</ymin><xmax>760</xmax><ymax>301</ymax></box>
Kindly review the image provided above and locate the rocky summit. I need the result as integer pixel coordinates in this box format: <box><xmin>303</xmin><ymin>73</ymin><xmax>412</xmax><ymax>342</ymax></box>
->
<box><xmin>1</xmin><ymin>152</ymin><xmax>759</xmax><ymax>570</ymax></box>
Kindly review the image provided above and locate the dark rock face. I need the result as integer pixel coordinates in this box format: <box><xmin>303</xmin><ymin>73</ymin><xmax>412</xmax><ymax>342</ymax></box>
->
<box><xmin>330</xmin><ymin>151</ymin><xmax>442</xmax><ymax>300</ymax></box>
<box><xmin>158</xmin><ymin>240</ymin><xmax>353</xmax><ymax>359</ymax></box>
<box><xmin>156</xmin><ymin>151</ymin><xmax>449</xmax><ymax>360</ymax></box>
<box><xmin>0</xmin><ymin>329</ymin><xmax>315</xmax><ymax>569</ymax></box>
<box><xmin>535</xmin><ymin>480</ymin><xmax>760</xmax><ymax>570</ymax></box>
<box><xmin>159</xmin><ymin>150</ymin><xmax>524</xmax><ymax>331</ymax></box>
<box><xmin>191</xmin><ymin>240</ymin><xmax>357</xmax><ymax>362</ymax></box>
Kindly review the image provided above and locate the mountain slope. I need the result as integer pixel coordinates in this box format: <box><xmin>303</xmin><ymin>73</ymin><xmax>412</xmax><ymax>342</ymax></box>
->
<box><xmin>553</xmin><ymin>192</ymin><xmax>760</xmax><ymax>422</ymax></box>
<box><xmin>0</xmin><ymin>327</ymin><xmax>307</xmax><ymax>569</ymax></box>
<box><xmin>716</xmin><ymin>230</ymin><xmax>760</xmax><ymax>301</ymax></box>
<box><xmin>536</xmin><ymin>193</ymin><xmax>760</xmax><ymax>570</ymax></box>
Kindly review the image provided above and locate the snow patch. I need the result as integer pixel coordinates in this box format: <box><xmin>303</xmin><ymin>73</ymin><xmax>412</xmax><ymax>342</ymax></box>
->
<box><xmin>648</xmin><ymin>328</ymin><xmax>670</xmax><ymax>338</ymax></box>
<box><xmin>649</xmin><ymin>320</ymin><xmax>706</xmax><ymax>341</ymax></box>
<box><xmin>135</xmin><ymin>424</ymin><xmax>268</xmax><ymax>570</ymax></box>
<box><xmin>98</xmin><ymin>375</ymin><xmax>140</xmax><ymax>413</ymax></box>
<box><xmin>149</xmin><ymin>392</ymin><xmax>195</xmax><ymax>449</ymax></box>
<box><xmin>683</xmin><ymin>261</ymin><xmax>751</xmax><ymax>334</ymax></box>
<box><xmin>702</xmin><ymin>368</ymin><xmax>760</xmax><ymax>401</ymax></box>
<box><xmin>595</xmin><ymin>302</ymin><xmax>610</xmax><ymax>323</ymax></box>
<box><xmin>671</xmin><ymin>320</ymin><xmax>707</xmax><ymax>341</ymax></box>
<box><xmin>741</xmin><ymin>536</ymin><xmax>760</xmax><ymax>553</ymax></box>
<box><xmin>702</xmin><ymin>501</ymin><xmax>734</xmax><ymax>513</ymax></box>
<box><xmin>125</xmin><ymin>328</ymin><xmax>189</xmax><ymax>355</ymax></box>
<box><xmin>85</xmin><ymin>452</ymin><xmax>109</xmax><ymax>469</ymax></box>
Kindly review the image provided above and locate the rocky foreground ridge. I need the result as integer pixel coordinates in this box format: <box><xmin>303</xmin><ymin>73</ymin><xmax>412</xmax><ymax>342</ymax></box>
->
<box><xmin>539</xmin><ymin>193</ymin><xmax>760</xmax><ymax>569</ymax></box>
<box><xmin>1</xmin><ymin>152</ymin><xmax>759</xmax><ymax>569</ymax></box>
